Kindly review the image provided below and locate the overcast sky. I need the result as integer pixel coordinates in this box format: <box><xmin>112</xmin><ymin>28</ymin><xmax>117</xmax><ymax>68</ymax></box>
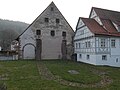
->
<box><xmin>0</xmin><ymin>0</ymin><xmax>120</xmax><ymax>30</ymax></box>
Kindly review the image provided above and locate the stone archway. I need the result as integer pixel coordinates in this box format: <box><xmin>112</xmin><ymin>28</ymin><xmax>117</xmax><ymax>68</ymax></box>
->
<box><xmin>22</xmin><ymin>43</ymin><xmax>36</xmax><ymax>59</ymax></box>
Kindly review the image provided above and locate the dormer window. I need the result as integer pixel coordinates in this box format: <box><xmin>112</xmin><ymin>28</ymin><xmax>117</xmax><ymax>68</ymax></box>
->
<box><xmin>56</xmin><ymin>18</ymin><xmax>60</xmax><ymax>24</ymax></box>
<box><xmin>36</xmin><ymin>30</ymin><xmax>41</xmax><ymax>35</ymax></box>
<box><xmin>44</xmin><ymin>18</ymin><xmax>49</xmax><ymax>23</ymax></box>
<box><xmin>112</xmin><ymin>22</ymin><xmax>119</xmax><ymax>32</ymax></box>
<box><xmin>51</xmin><ymin>7</ymin><xmax>54</xmax><ymax>11</ymax></box>
<box><xmin>118</xmin><ymin>26</ymin><xmax>120</xmax><ymax>32</ymax></box>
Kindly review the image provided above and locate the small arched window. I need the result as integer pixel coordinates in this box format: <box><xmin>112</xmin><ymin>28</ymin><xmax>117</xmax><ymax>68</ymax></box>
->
<box><xmin>36</xmin><ymin>30</ymin><xmax>41</xmax><ymax>35</ymax></box>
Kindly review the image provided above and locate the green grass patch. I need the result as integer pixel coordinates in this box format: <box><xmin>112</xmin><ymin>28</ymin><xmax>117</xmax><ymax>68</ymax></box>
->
<box><xmin>43</xmin><ymin>60</ymin><xmax>101</xmax><ymax>84</ymax></box>
<box><xmin>0</xmin><ymin>60</ymin><xmax>119</xmax><ymax>90</ymax></box>
<box><xmin>0</xmin><ymin>60</ymin><xmax>80</xmax><ymax>90</ymax></box>
<box><xmin>0</xmin><ymin>60</ymin><xmax>39</xmax><ymax>81</ymax></box>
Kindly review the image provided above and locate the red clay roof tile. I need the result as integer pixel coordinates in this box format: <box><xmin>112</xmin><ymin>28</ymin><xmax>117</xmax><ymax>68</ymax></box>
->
<box><xmin>101</xmin><ymin>19</ymin><xmax>118</xmax><ymax>33</ymax></box>
<box><xmin>93</xmin><ymin>7</ymin><xmax>120</xmax><ymax>25</ymax></box>
<box><xmin>81</xmin><ymin>18</ymin><xmax>120</xmax><ymax>37</ymax></box>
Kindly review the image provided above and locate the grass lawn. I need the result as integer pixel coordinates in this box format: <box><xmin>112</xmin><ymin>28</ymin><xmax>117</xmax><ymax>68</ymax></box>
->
<box><xmin>43</xmin><ymin>61</ymin><xmax>101</xmax><ymax>84</ymax></box>
<box><xmin>0</xmin><ymin>60</ymin><xmax>120</xmax><ymax>90</ymax></box>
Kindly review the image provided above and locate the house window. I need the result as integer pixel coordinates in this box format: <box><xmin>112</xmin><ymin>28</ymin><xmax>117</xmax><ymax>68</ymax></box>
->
<box><xmin>111</xmin><ymin>39</ymin><xmax>116</xmax><ymax>47</ymax></box>
<box><xmin>51</xmin><ymin>30</ymin><xmax>55</xmax><ymax>36</ymax></box>
<box><xmin>76</xmin><ymin>43</ymin><xmax>78</xmax><ymax>49</ymax></box>
<box><xmin>87</xmin><ymin>55</ymin><xmax>90</xmax><ymax>60</ymax></box>
<box><xmin>56</xmin><ymin>18</ymin><xmax>60</xmax><ymax>24</ymax></box>
<box><xmin>85</xmin><ymin>41</ymin><xmax>90</xmax><ymax>48</ymax></box>
<box><xmin>79</xmin><ymin>54</ymin><xmax>82</xmax><ymax>59</ymax></box>
<box><xmin>62</xmin><ymin>31</ymin><xmax>66</xmax><ymax>37</ymax></box>
<box><xmin>36</xmin><ymin>30</ymin><xmax>41</xmax><ymax>35</ymax></box>
<box><xmin>51</xmin><ymin>7</ymin><xmax>54</xmax><ymax>11</ymax></box>
<box><xmin>44</xmin><ymin>18</ymin><xmax>49</xmax><ymax>23</ymax></box>
<box><xmin>85</xmin><ymin>42</ymin><xmax>87</xmax><ymax>48</ymax></box>
<box><xmin>88</xmin><ymin>41</ymin><xmax>91</xmax><ymax>48</ymax></box>
<box><xmin>101</xmin><ymin>39</ymin><xmax>106</xmax><ymax>47</ymax></box>
<box><xmin>116</xmin><ymin>58</ymin><xmax>118</xmax><ymax>62</ymax></box>
<box><xmin>102</xmin><ymin>55</ymin><xmax>107</xmax><ymax>60</ymax></box>
<box><xmin>79</xmin><ymin>43</ymin><xmax>81</xmax><ymax>48</ymax></box>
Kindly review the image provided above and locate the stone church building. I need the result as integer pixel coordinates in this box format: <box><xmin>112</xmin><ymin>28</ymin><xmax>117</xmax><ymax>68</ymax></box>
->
<box><xmin>16</xmin><ymin>2</ymin><xmax>74</xmax><ymax>60</ymax></box>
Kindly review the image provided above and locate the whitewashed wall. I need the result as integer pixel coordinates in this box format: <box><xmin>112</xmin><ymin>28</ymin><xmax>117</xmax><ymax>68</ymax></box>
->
<box><xmin>74</xmin><ymin>38</ymin><xmax>96</xmax><ymax>53</ymax></box>
<box><xmin>110</xmin><ymin>38</ymin><xmax>120</xmax><ymax>55</ymax></box>
<box><xmin>77</xmin><ymin>53</ymin><xmax>96</xmax><ymax>65</ymax></box>
<box><xmin>20</xmin><ymin>27</ymin><xmax>36</xmax><ymax>59</ymax></box>
<box><xmin>74</xmin><ymin>19</ymin><xmax>94</xmax><ymax>40</ymax></box>
<box><xmin>109</xmin><ymin>55</ymin><xmax>120</xmax><ymax>67</ymax></box>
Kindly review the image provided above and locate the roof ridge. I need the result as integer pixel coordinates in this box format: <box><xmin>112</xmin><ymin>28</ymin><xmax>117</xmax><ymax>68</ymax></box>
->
<box><xmin>16</xmin><ymin>1</ymin><xmax>74</xmax><ymax>40</ymax></box>
<box><xmin>92</xmin><ymin>7</ymin><xmax>120</xmax><ymax>13</ymax></box>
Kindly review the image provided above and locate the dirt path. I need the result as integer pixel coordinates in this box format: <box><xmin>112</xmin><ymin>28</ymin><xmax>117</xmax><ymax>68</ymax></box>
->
<box><xmin>36</xmin><ymin>61</ymin><xmax>112</xmax><ymax>88</ymax></box>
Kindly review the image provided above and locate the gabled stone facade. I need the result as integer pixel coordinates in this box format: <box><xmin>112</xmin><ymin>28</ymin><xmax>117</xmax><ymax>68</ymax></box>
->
<box><xmin>17</xmin><ymin>2</ymin><xmax>74</xmax><ymax>60</ymax></box>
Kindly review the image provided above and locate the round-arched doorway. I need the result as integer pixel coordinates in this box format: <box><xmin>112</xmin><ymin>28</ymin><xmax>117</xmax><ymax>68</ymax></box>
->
<box><xmin>22</xmin><ymin>43</ymin><xmax>36</xmax><ymax>59</ymax></box>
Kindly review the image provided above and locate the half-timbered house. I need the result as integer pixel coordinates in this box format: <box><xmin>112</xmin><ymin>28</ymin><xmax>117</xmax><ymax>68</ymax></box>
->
<box><xmin>74</xmin><ymin>7</ymin><xmax>120</xmax><ymax>67</ymax></box>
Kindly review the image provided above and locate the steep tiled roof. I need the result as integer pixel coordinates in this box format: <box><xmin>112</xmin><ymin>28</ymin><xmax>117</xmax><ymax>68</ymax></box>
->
<box><xmin>92</xmin><ymin>7</ymin><xmax>120</xmax><ymax>25</ymax></box>
<box><xmin>101</xmin><ymin>19</ymin><xmax>118</xmax><ymax>33</ymax></box>
<box><xmin>81</xmin><ymin>18</ymin><xmax>107</xmax><ymax>34</ymax></box>
<box><xmin>81</xmin><ymin>18</ymin><xmax>120</xmax><ymax>36</ymax></box>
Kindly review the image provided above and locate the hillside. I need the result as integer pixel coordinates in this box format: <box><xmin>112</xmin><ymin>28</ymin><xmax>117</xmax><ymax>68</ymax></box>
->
<box><xmin>0</xmin><ymin>19</ymin><xmax>29</xmax><ymax>50</ymax></box>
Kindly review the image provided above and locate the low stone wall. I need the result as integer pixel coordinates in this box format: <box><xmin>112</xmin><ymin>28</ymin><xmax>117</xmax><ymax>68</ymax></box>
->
<box><xmin>0</xmin><ymin>55</ymin><xmax>18</xmax><ymax>60</ymax></box>
<box><xmin>0</xmin><ymin>51</ymin><xmax>18</xmax><ymax>60</ymax></box>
